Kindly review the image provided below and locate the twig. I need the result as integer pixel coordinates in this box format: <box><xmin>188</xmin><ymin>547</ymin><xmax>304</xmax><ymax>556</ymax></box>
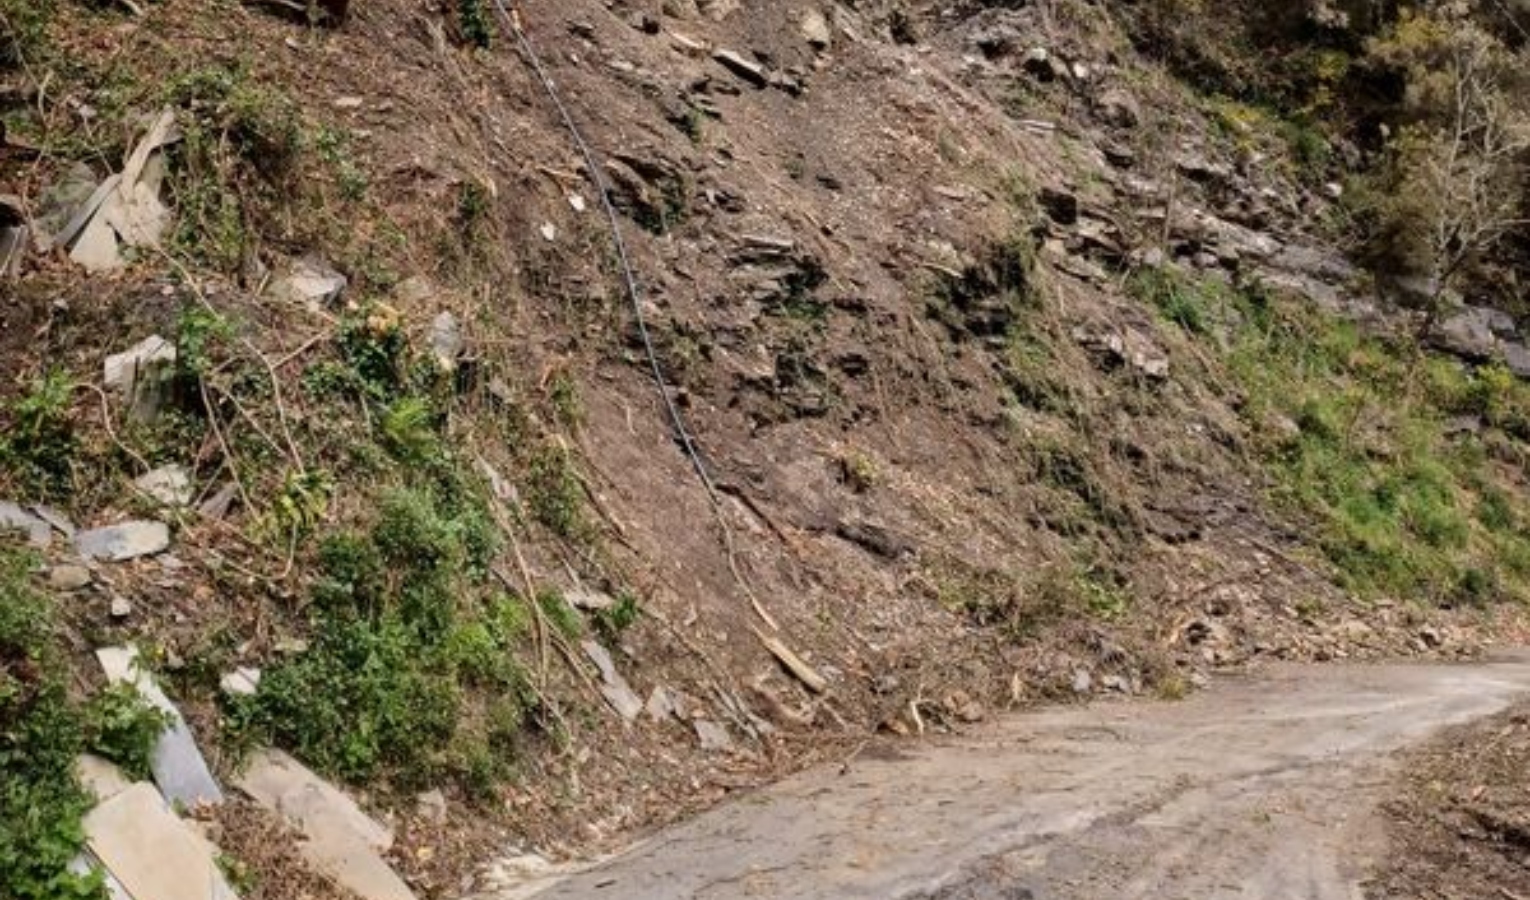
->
<box><xmin>76</xmin><ymin>384</ymin><xmax>151</xmax><ymax>475</ymax></box>
<box><xmin>199</xmin><ymin>379</ymin><xmax>255</xmax><ymax>519</ymax></box>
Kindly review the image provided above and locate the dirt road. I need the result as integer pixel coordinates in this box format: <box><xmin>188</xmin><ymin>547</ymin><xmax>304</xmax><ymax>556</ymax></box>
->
<box><xmin>501</xmin><ymin>654</ymin><xmax>1530</xmax><ymax>899</ymax></box>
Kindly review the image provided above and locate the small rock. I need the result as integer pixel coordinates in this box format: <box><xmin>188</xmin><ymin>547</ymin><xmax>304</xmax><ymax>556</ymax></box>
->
<box><xmin>30</xmin><ymin>504</ymin><xmax>76</xmax><ymax>538</ymax></box>
<box><xmin>713</xmin><ymin>48</ymin><xmax>769</xmax><ymax>88</ymax></box>
<box><xmin>428</xmin><ymin>312</ymin><xmax>464</xmax><ymax>372</ymax></box>
<box><xmin>109</xmin><ymin>596</ymin><xmax>132</xmax><ymax>619</ymax></box>
<box><xmin>134</xmin><ymin>465</ymin><xmax>193</xmax><ymax>507</ymax></box>
<box><xmin>539</xmin><ymin>222</ymin><xmax>557</xmax><ymax>242</ymax></box>
<box><xmin>416</xmin><ymin>789</ymin><xmax>448</xmax><ymax>823</ymax></box>
<box><xmin>197</xmin><ymin>483</ymin><xmax>239</xmax><ymax>520</ymax></box>
<box><xmin>266</xmin><ymin>255</ymin><xmax>348</xmax><ymax>311</ymax></box>
<box><xmin>219</xmin><ymin>667</ymin><xmax>262</xmax><ymax>697</ymax></box>
<box><xmin>103</xmin><ymin>335</ymin><xmax>177</xmax><ymax>423</ymax></box>
<box><xmin>1097</xmin><ymin>88</ymin><xmax>1142</xmax><ymax>129</ymax></box>
<box><xmin>798</xmin><ymin>8</ymin><xmax>831</xmax><ymax>49</ymax></box>
<box><xmin>582</xmin><ymin>640</ymin><xmax>644</xmax><ymax>722</ymax></box>
<box><xmin>1101</xmin><ymin>674</ymin><xmax>1131</xmax><ymax>693</ymax></box>
<box><xmin>645</xmin><ymin>685</ymin><xmax>679</xmax><ymax>721</ymax></box>
<box><xmin>0</xmin><ymin>501</ymin><xmax>52</xmax><ymax>548</ymax></box>
<box><xmin>1072</xmin><ymin>669</ymin><xmax>1094</xmax><ymax>694</ymax></box>
<box><xmin>49</xmin><ymin>564</ymin><xmax>93</xmax><ymax>592</ymax></box>
<box><xmin>76</xmin><ymin>521</ymin><xmax>171</xmax><ymax>562</ymax></box>
<box><xmin>694</xmin><ymin>719</ymin><xmax>732</xmax><ymax>752</ymax></box>
<box><xmin>567</xmin><ymin>587</ymin><xmax>616</xmax><ymax>611</ymax></box>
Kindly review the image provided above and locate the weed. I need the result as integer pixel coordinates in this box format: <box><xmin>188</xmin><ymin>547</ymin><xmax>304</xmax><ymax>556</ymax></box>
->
<box><xmin>313</xmin><ymin>126</ymin><xmax>369</xmax><ymax>202</ymax></box>
<box><xmin>459</xmin><ymin>0</ymin><xmax>494</xmax><ymax>49</ymax></box>
<box><xmin>526</xmin><ymin>446</ymin><xmax>587</xmax><ymax>540</ymax></box>
<box><xmin>1127</xmin><ymin>267</ymin><xmax>1223</xmax><ymax>335</ymax></box>
<box><xmin>1</xmin><ymin>370</ymin><xmax>77</xmax><ymax>498</ymax></box>
<box><xmin>594</xmin><ymin>591</ymin><xmax>641</xmax><ymax>641</ymax></box>
<box><xmin>537</xmin><ymin>589</ymin><xmax>583</xmax><ymax>640</ymax></box>
<box><xmin>381</xmin><ymin>397</ymin><xmax>442</xmax><ymax>465</ymax></box>
<box><xmin>82</xmin><ymin>684</ymin><xmax>171</xmax><ymax>782</ymax></box>
<box><xmin>837</xmin><ymin>451</ymin><xmax>880</xmax><ymax>493</ymax></box>
<box><xmin>176</xmin><ymin>305</ymin><xmax>233</xmax><ymax>382</ymax></box>
<box><xmin>259</xmin><ymin>469</ymin><xmax>334</xmax><ymax>546</ymax></box>
<box><xmin>547</xmin><ymin>373</ymin><xmax>583</xmax><ymax>431</ymax></box>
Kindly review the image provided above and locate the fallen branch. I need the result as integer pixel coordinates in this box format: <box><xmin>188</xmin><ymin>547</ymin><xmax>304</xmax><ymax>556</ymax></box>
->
<box><xmin>754</xmin><ymin>628</ymin><xmax>829</xmax><ymax>694</ymax></box>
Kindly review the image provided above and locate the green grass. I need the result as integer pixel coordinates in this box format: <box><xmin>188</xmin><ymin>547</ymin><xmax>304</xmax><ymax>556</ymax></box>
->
<box><xmin>0</xmin><ymin>370</ymin><xmax>77</xmax><ymax>500</ymax></box>
<box><xmin>1220</xmin><ymin>281</ymin><xmax>1530</xmax><ymax>605</ymax></box>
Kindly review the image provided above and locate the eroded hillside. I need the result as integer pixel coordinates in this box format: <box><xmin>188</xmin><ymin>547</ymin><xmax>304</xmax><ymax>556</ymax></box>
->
<box><xmin>2</xmin><ymin>0</ymin><xmax>1530</xmax><ymax>896</ymax></box>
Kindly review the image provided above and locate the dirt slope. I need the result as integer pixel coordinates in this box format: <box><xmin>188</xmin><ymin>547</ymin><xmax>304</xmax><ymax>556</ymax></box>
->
<box><xmin>4</xmin><ymin>0</ymin><xmax>1530</xmax><ymax>895</ymax></box>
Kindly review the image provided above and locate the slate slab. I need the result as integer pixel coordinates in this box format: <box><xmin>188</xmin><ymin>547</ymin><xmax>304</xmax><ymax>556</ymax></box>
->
<box><xmin>97</xmin><ymin>646</ymin><xmax>224</xmax><ymax>807</ymax></box>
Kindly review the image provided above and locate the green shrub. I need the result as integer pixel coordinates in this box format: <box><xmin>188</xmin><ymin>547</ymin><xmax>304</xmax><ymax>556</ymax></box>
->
<box><xmin>82</xmin><ymin>685</ymin><xmax>171</xmax><ymax>782</ymax></box>
<box><xmin>0</xmin><ymin>371</ymin><xmax>76</xmax><ymax>498</ymax></box>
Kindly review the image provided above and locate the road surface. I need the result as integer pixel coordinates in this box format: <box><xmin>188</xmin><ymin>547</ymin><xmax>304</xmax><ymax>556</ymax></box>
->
<box><xmin>499</xmin><ymin>654</ymin><xmax>1530</xmax><ymax>899</ymax></box>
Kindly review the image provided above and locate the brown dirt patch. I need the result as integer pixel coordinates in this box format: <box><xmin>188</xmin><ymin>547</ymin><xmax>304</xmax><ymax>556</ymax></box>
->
<box><xmin>1370</xmin><ymin>700</ymin><xmax>1530</xmax><ymax>899</ymax></box>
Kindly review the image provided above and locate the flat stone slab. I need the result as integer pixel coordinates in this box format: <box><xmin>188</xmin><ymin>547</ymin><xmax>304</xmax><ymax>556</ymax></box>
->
<box><xmin>76</xmin><ymin>521</ymin><xmax>170</xmax><ymax>562</ymax></box>
<box><xmin>582</xmin><ymin>641</ymin><xmax>644</xmax><ymax>722</ymax></box>
<box><xmin>0</xmin><ymin>500</ymin><xmax>52</xmax><ymax>548</ymax></box>
<box><xmin>83</xmin><ymin>782</ymin><xmax>237</xmax><ymax>900</ymax></box>
<box><xmin>237</xmin><ymin>748</ymin><xmax>416</xmax><ymax>900</ymax></box>
<box><xmin>97</xmin><ymin>646</ymin><xmax>224</xmax><ymax>807</ymax></box>
<box><xmin>134</xmin><ymin>465</ymin><xmax>194</xmax><ymax>506</ymax></box>
<box><xmin>77</xmin><ymin>754</ymin><xmax>134</xmax><ymax>803</ymax></box>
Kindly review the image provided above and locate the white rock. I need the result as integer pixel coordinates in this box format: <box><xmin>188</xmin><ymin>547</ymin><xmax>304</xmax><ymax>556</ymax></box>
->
<box><xmin>50</xmin><ymin>564</ymin><xmax>93</xmax><ymax>592</ymax></box>
<box><xmin>134</xmin><ymin>465</ymin><xmax>194</xmax><ymax>506</ymax></box>
<box><xmin>0</xmin><ymin>501</ymin><xmax>52</xmax><ymax>548</ymax></box>
<box><xmin>219</xmin><ymin>667</ymin><xmax>262</xmax><ymax>697</ymax></box>
<box><xmin>429</xmin><ymin>311</ymin><xmax>464</xmax><ymax>371</ymax></box>
<box><xmin>265</xmin><ymin>256</ymin><xmax>348</xmax><ymax>311</ymax></box>
<box><xmin>77</xmin><ymin>754</ymin><xmax>134</xmax><ymax>803</ymax></box>
<box><xmin>582</xmin><ymin>640</ymin><xmax>644</xmax><ymax>722</ymax></box>
<box><xmin>103</xmin><ymin>335</ymin><xmax>177</xmax><ymax>422</ymax></box>
<box><xmin>110</xmin><ymin>596</ymin><xmax>132</xmax><ymax>619</ymax></box>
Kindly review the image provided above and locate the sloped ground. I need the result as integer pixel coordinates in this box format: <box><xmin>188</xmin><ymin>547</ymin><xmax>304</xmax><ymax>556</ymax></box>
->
<box><xmin>2</xmin><ymin>0</ymin><xmax>1530</xmax><ymax>896</ymax></box>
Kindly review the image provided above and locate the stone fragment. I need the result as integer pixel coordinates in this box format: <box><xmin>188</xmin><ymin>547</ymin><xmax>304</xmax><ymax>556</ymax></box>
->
<box><xmin>33</xmin><ymin>162</ymin><xmax>99</xmax><ymax>251</ymax></box>
<box><xmin>429</xmin><ymin>311</ymin><xmax>464</xmax><ymax>371</ymax></box>
<box><xmin>76</xmin><ymin>521</ymin><xmax>170</xmax><ymax>562</ymax></box>
<box><xmin>220</xmin><ymin>667</ymin><xmax>262</xmax><ymax>697</ymax></box>
<box><xmin>265</xmin><ymin>256</ymin><xmax>348</xmax><ymax>311</ymax></box>
<box><xmin>1072</xmin><ymin>669</ymin><xmax>1094</xmax><ymax>694</ymax></box>
<box><xmin>694</xmin><ymin>719</ymin><xmax>732</xmax><ymax>752</ymax></box>
<box><xmin>0</xmin><ymin>501</ymin><xmax>52</xmax><ymax>548</ymax></box>
<box><xmin>646</xmin><ymin>685</ymin><xmax>679</xmax><ymax>721</ymax></box>
<box><xmin>134</xmin><ymin>465</ymin><xmax>194</xmax><ymax>506</ymax></box>
<box><xmin>198</xmin><ymin>482</ymin><xmax>240</xmax><ymax>520</ymax></box>
<box><xmin>84</xmin><ymin>783</ymin><xmax>238</xmax><ymax>900</ymax></box>
<box><xmin>237</xmin><ymin>748</ymin><xmax>416</xmax><ymax>900</ymax></box>
<box><xmin>109</xmin><ymin>596</ymin><xmax>132</xmax><ymax>619</ymax></box>
<box><xmin>713</xmin><ymin>49</ymin><xmax>769</xmax><ymax>88</ymax></box>
<box><xmin>50</xmin><ymin>564</ymin><xmax>93</xmax><ymax>592</ymax></box>
<box><xmin>30</xmin><ymin>504</ymin><xmax>76</xmax><ymax>538</ymax></box>
<box><xmin>799</xmin><ymin>8</ymin><xmax>831</xmax><ymax>49</ymax></box>
<box><xmin>416</xmin><ymin>789</ymin><xmax>448</xmax><ymax>823</ymax></box>
<box><xmin>97</xmin><ymin>646</ymin><xmax>224</xmax><ymax>807</ymax></box>
<box><xmin>103</xmin><ymin>335</ymin><xmax>177</xmax><ymax>422</ymax></box>
<box><xmin>567</xmin><ymin>586</ymin><xmax>617</xmax><ymax>612</ymax></box>
<box><xmin>1097</xmin><ymin>87</ymin><xmax>1142</xmax><ymax>129</ymax></box>
<box><xmin>582</xmin><ymin>640</ymin><xmax>645</xmax><ymax>722</ymax></box>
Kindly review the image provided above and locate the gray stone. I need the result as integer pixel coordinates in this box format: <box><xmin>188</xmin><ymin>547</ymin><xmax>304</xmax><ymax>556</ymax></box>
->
<box><xmin>76</xmin><ymin>521</ymin><xmax>170</xmax><ymax>562</ymax></box>
<box><xmin>198</xmin><ymin>482</ymin><xmax>240</xmax><ymax>520</ymax></box>
<box><xmin>694</xmin><ymin>719</ymin><xmax>733</xmax><ymax>752</ymax></box>
<box><xmin>30</xmin><ymin>504</ymin><xmax>76</xmax><ymax>538</ymax></box>
<box><xmin>645</xmin><ymin>686</ymin><xmax>680</xmax><ymax>721</ymax></box>
<box><xmin>1071</xmin><ymin>669</ymin><xmax>1093</xmax><ymax>694</ymax></box>
<box><xmin>134</xmin><ymin>465</ymin><xmax>193</xmax><ymax>507</ymax></box>
<box><xmin>97</xmin><ymin>646</ymin><xmax>224</xmax><ymax>807</ymax></box>
<box><xmin>219</xmin><ymin>667</ymin><xmax>261</xmax><ymax>697</ymax></box>
<box><xmin>416</xmin><ymin>789</ymin><xmax>448</xmax><ymax>823</ymax></box>
<box><xmin>1504</xmin><ymin>341</ymin><xmax>1530</xmax><ymax>379</ymax></box>
<box><xmin>103</xmin><ymin>335</ymin><xmax>177</xmax><ymax>422</ymax></box>
<box><xmin>33</xmin><ymin>162</ymin><xmax>100</xmax><ymax>251</ymax></box>
<box><xmin>266</xmin><ymin>256</ymin><xmax>348</xmax><ymax>311</ymax></box>
<box><xmin>1431</xmin><ymin>307</ymin><xmax>1502</xmax><ymax>362</ymax></box>
<box><xmin>109</xmin><ymin>596</ymin><xmax>132</xmax><ymax>619</ymax></box>
<box><xmin>83</xmin><ymin>783</ymin><xmax>238</xmax><ymax>900</ymax></box>
<box><xmin>582</xmin><ymin>640</ymin><xmax>645</xmax><ymax>722</ymax></box>
<box><xmin>1097</xmin><ymin>88</ymin><xmax>1142</xmax><ymax>129</ymax></box>
<box><xmin>238</xmin><ymin>748</ymin><xmax>417</xmax><ymax>900</ymax></box>
<box><xmin>429</xmin><ymin>311</ymin><xmax>464</xmax><ymax>371</ymax></box>
<box><xmin>50</xmin><ymin>564</ymin><xmax>93</xmax><ymax>592</ymax></box>
<box><xmin>713</xmin><ymin>49</ymin><xmax>769</xmax><ymax>88</ymax></box>
<box><xmin>567</xmin><ymin>586</ymin><xmax>617</xmax><ymax>612</ymax></box>
<box><xmin>0</xmin><ymin>501</ymin><xmax>52</xmax><ymax>548</ymax></box>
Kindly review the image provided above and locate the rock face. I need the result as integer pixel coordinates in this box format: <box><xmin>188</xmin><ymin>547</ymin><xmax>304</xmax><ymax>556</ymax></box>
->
<box><xmin>237</xmin><ymin>749</ymin><xmax>417</xmax><ymax>900</ymax></box>
<box><xmin>76</xmin><ymin>521</ymin><xmax>171</xmax><ymax>562</ymax></box>
<box><xmin>96</xmin><ymin>646</ymin><xmax>224</xmax><ymax>807</ymax></box>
